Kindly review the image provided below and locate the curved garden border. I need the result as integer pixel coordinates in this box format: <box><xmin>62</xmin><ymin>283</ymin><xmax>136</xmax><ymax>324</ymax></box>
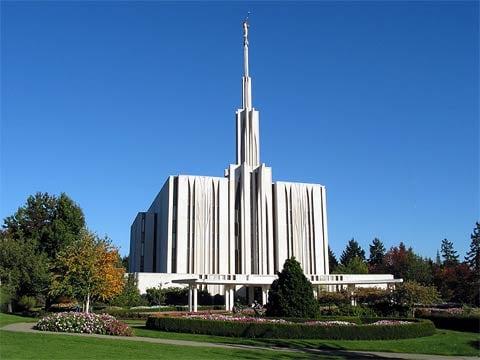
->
<box><xmin>146</xmin><ymin>316</ymin><xmax>435</xmax><ymax>340</ymax></box>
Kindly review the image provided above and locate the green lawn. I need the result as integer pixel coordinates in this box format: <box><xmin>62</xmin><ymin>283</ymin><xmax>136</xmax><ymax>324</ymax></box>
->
<box><xmin>0</xmin><ymin>314</ymin><xmax>329</xmax><ymax>360</ymax></box>
<box><xmin>1</xmin><ymin>314</ymin><xmax>479</xmax><ymax>359</ymax></box>
<box><xmin>127</xmin><ymin>321</ymin><xmax>480</xmax><ymax>357</ymax></box>
<box><xmin>0</xmin><ymin>313</ymin><xmax>37</xmax><ymax>327</ymax></box>
<box><xmin>0</xmin><ymin>331</ymin><xmax>329</xmax><ymax>360</ymax></box>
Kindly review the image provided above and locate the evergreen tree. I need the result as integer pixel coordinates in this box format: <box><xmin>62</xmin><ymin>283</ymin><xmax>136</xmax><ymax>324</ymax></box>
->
<box><xmin>335</xmin><ymin>256</ymin><xmax>369</xmax><ymax>274</ymax></box>
<box><xmin>266</xmin><ymin>257</ymin><xmax>319</xmax><ymax>318</ymax></box>
<box><xmin>368</xmin><ymin>238</ymin><xmax>386</xmax><ymax>266</ymax></box>
<box><xmin>340</xmin><ymin>238</ymin><xmax>366</xmax><ymax>265</ymax></box>
<box><xmin>121</xmin><ymin>255</ymin><xmax>129</xmax><ymax>271</ymax></box>
<box><xmin>465</xmin><ymin>222</ymin><xmax>480</xmax><ymax>305</ymax></box>
<box><xmin>328</xmin><ymin>246</ymin><xmax>338</xmax><ymax>272</ymax></box>
<box><xmin>440</xmin><ymin>238</ymin><xmax>459</xmax><ymax>266</ymax></box>
<box><xmin>435</xmin><ymin>250</ymin><xmax>441</xmax><ymax>265</ymax></box>
<box><xmin>465</xmin><ymin>222</ymin><xmax>480</xmax><ymax>272</ymax></box>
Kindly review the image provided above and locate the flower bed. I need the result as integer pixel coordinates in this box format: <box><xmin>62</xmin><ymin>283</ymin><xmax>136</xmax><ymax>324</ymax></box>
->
<box><xmin>99</xmin><ymin>305</ymin><xmax>225</xmax><ymax>320</ymax></box>
<box><xmin>34</xmin><ymin>312</ymin><xmax>133</xmax><ymax>336</ymax></box>
<box><xmin>146</xmin><ymin>315</ymin><xmax>435</xmax><ymax>340</ymax></box>
<box><xmin>183</xmin><ymin>314</ymin><xmax>413</xmax><ymax>327</ymax></box>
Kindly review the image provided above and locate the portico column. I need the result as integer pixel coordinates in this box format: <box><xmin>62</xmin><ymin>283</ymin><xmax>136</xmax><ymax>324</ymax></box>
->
<box><xmin>188</xmin><ymin>284</ymin><xmax>193</xmax><ymax>312</ymax></box>
<box><xmin>230</xmin><ymin>286</ymin><xmax>235</xmax><ymax>310</ymax></box>
<box><xmin>225</xmin><ymin>285</ymin><xmax>230</xmax><ymax>311</ymax></box>
<box><xmin>193</xmin><ymin>285</ymin><xmax>198</xmax><ymax>312</ymax></box>
<box><xmin>261</xmin><ymin>287</ymin><xmax>268</xmax><ymax>305</ymax></box>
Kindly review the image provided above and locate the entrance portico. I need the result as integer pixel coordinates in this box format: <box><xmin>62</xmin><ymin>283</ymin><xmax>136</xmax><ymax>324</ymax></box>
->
<box><xmin>174</xmin><ymin>273</ymin><xmax>403</xmax><ymax>312</ymax></box>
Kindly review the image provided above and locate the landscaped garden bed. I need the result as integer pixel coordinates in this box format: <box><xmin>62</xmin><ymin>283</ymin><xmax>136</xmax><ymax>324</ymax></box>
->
<box><xmin>98</xmin><ymin>305</ymin><xmax>225</xmax><ymax>320</ymax></box>
<box><xmin>146</xmin><ymin>314</ymin><xmax>435</xmax><ymax>340</ymax></box>
<box><xmin>34</xmin><ymin>312</ymin><xmax>133</xmax><ymax>336</ymax></box>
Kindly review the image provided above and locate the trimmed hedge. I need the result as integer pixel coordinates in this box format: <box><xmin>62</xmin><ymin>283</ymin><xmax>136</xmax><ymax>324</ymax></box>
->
<box><xmin>146</xmin><ymin>316</ymin><xmax>435</xmax><ymax>340</ymax></box>
<box><xmin>101</xmin><ymin>306</ymin><xmax>224</xmax><ymax>320</ymax></box>
<box><xmin>416</xmin><ymin>314</ymin><xmax>480</xmax><ymax>333</ymax></box>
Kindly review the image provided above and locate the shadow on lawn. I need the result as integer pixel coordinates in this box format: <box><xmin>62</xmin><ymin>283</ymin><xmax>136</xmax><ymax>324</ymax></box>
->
<box><xmin>131</xmin><ymin>325</ymin><xmax>394</xmax><ymax>359</ymax></box>
<box><xmin>469</xmin><ymin>339</ymin><xmax>480</xmax><ymax>350</ymax></box>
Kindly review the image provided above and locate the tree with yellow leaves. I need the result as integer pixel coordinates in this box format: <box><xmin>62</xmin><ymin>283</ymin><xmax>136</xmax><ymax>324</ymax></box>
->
<box><xmin>50</xmin><ymin>230</ymin><xmax>125</xmax><ymax>313</ymax></box>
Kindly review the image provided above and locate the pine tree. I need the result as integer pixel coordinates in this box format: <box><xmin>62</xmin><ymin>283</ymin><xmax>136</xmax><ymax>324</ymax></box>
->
<box><xmin>328</xmin><ymin>246</ymin><xmax>338</xmax><ymax>272</ymax></box>
<box><xmin>266</xmin><ymin>257</ymin><xmax>319</xmax><ymax>318</ymax></box>
<box><xmin>368</xmin><ymin>238</ymin><xmax>386</xmax><ymax>266</ymax></box>
<box><xmin>435</xmin><ymin>250</ymin><xmax>441</xmax><ymax>266</ymax></box>
<box><xmin>340</xmin><ymin>238</ymin><xmax>366</xmax><ymax>265</ymax></box>
<box><xmin>440</xmin><ymin>238</ymin><xmax>459</xmax><ymax>266</ymax></box>
<box><xmin>465</xmin><ymin>222</ymin><xmax>480</xmax><ymax>273</ymax></box>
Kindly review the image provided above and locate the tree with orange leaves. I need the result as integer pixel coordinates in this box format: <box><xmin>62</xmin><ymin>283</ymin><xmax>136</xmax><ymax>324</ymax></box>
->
<box><xmin>50</xmin><ymin>230</ymin><xmax>125</xmax><ymax>313</ymax></box>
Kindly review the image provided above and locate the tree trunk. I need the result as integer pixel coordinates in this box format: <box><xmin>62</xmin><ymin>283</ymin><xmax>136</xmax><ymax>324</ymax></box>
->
<box><xmin>7</xmin><ymin>301</ymin><xmax>12</xmax><ymax>313</ymax></box>
<box><xmin>85</xmin><ymin>293</ymin><xmax>90</xmax><ymax>313</ymax></box>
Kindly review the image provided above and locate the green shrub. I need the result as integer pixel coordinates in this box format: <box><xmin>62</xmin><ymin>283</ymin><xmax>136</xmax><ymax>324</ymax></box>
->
<box><xmin>99</xmin><ymin>305</ymin><xmax>224</xmax><ymax>320</ymax></box>
<box><xmin>317</xmin><ymin>290</ymin><xmax>350</xmax><ymax>306</ymax></box>
<box><xmin>394</xmin><ymin>281</ymin><xmax>441</xmax><ymax>316</ymax></box>
<box><xmin>17</xmin><ymin>295</ymin><xmax>37</xmax><ymax>311</ymax></box>
<box><xmin>415</xmin><ymin>314</ymin><xmax>480</xmax><ymax>333</ymax></box>
<box><xmin>163</xmin><ymin>288</ymin><xmax>188</xmax><ymax>305</ymax></box>
<box><xmin>266</xmin><ymin>257</ymin><xmax>319</xmax><ymax>318</ymax></box>
<box><xmin>109</xmin><ymin>275</ymin><xmax>147</xmax><ymax>308</ymax></box>
<box><xmin>337</xmin><ymin>304</ymin><xmax>377</xmax><ymax>317</ymax></box>
<box><xmin>145</xmin><ymin>287</ymin><xmax>165</xmax><ymax>306</ymax></box>
<box><xmin>354</xmin><ymin>287</ymin><xmax>390</xmax><ymax>304</ymax></box>
<box><xmin>146</xmin><ymin>316</ymin><xmax>435</xmax><ymax>340</ymax></box>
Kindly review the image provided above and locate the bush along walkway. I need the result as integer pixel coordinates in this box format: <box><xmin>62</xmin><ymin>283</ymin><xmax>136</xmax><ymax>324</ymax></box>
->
<box><xmin>2</xmin><ymin>322</ymin><xmax>478</xmax><ymax>360</ymax></box>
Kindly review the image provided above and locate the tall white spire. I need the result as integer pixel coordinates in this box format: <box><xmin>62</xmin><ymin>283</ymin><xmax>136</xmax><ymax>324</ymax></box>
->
<box><xmin>235</xmin><ymin>15</ymin><xmax>259</xmax><ymax>167</ymax></box>
<box><xmin>243</xmin><ymin>19</ymin><xmax>249</xmax><ymax>77</ymax></box>
<box><xmin>242</xmin><ymin>17</ymin><xmax>252</xmax><ymax>110</ymax></box>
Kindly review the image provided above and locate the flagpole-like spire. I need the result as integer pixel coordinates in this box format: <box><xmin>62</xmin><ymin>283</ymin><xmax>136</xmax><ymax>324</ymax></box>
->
<box><xmin>243</xmin><ymin>17</ymin><xmax>249</xmax><ymax>77</ymax></box>
<box><xmin>242</xmin><ymin>14</ymin><xmax>252</xmax><ymax>109</ymax></box>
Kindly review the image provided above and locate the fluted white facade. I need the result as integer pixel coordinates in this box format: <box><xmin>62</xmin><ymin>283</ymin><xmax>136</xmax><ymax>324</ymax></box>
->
<box><xmin>130</xmin><ymin>20</ymin><xmax>329</xmax><ymax>281</ymax></box>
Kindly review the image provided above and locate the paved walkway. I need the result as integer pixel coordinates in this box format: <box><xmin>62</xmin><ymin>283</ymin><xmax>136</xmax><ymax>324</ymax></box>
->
<box><xmin>2</xmin><ymin>322</ymin><xmax>478</xmax><ymax>360</ymax></box>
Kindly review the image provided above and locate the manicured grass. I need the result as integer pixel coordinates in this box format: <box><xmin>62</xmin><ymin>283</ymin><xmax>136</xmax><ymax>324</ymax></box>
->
<box><xmin>0</xmin><ymin>330</ymin><xmax>328</xmax><ymax>360</ymax></box>
<box><xmin>128</xmin><ymin>321</ymin><xmax>480</xmax><ymax>357</ymax></box>
<box><xmin>0</xmin><ymin>314</ymin><xmax>330</xmax><ymax>359</ymax></box>
<box><xmin>0</xmin><ymin>313</ymin><xmax>37</xmax><ymax>327</ymax></box>
<box><xmin>2</xmin><ymin>314</ymin><xmax>478</xmax><ymax>358</ymax></box>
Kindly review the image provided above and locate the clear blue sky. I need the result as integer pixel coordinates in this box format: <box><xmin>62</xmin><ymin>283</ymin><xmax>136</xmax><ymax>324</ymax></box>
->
<box><xmin>1</xmin><ymin>1</ymin><xmax>478</xmax><ymax>260</ymax></box>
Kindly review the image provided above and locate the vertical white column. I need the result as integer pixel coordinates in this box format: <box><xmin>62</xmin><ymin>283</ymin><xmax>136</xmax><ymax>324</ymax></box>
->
<box><xmin>230</xmin><ymin>286</ymin><xmax>235</xmax><ymax>310</ymax></box>
<box><xmin>188</xmin><ymin>285</ymin><xmax>193</xmax><ymax>312</ymax></box>
<box><xmin>193</xmin><ymin>285</ymin><xmax>198</xmax><ymax>312</ymax></box>
<box><xmin>261</xmin><ymin>287</ymin><xmax>268</xmax><ymax>305</ymax></box>
<box><xmin>225</xmin><ymin>286</ymin><xmax>230</xmax><ymax>311</ymax></box>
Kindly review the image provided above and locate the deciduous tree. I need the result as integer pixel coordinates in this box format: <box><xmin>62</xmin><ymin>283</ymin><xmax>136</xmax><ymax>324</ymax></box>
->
<box><xmin>3</xmin><ymin>192</ymin><xmax>85</xmax><ymax>259</ymax></box>
<box><xmin>0</xmin><ymin>231</ymin><xmax>50</xmax><ymax>312</ymax></box>
<box><xmin>393</xmin><ymin>281</ymin><xmax>441</xmax><ymax>317</ymax></box>
<box><xmin>381</xmin><ymin>243</ymin><xmax>432</xmax><ymax>285</ymax></box>
<box><xmin>50</xmin><ymin>230</ymin><xmax>125</xmax><ymax>313</ymax></box>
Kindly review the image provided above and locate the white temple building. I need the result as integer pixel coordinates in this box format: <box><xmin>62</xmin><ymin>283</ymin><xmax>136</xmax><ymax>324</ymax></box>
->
<box><xmin>129</xmin><ymin>20</ymin><xmax>401</xmax><ymax>311</ymax></box>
